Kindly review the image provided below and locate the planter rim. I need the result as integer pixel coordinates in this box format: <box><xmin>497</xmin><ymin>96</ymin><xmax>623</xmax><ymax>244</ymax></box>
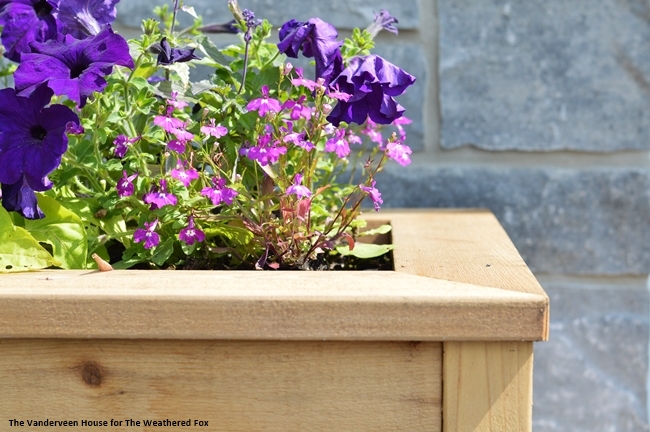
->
<box><xmin>0</xmin><ymin>209</ymin><xmax>549</xmax><ymax>341</ymax></box>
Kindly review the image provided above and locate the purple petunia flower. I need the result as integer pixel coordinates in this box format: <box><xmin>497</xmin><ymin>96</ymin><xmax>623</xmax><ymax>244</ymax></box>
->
<box><xmin>360</xmin><ymin>180</ymin><xmax>383</xmax><ymax>211</ymax></box>
<box><xmin>327</xmin><ymin>54</ymin><xmax>415</xmax><ymax>126</ymax></box>
<box><xmin>156</xmin><ymin>37</ymin><xmax>200</xmax><ymax>65</ymax></box>
<box><xmin>14</xmin><ymin>26</ymin><xmax>134</xmax><ymax>107</ymax></box>
<box><xmin>0</xmin><ymin>0</ymin><xmax>60</xmax><ymax>62</ymax></box>
<box><xmin>56</xmin><ymin>0</ymin><xmax>120</xmax><ymax>39</ymax></box>
<box><xmin>277</xmin><ymin>17</ymin><xmax>343</xmax><ymax>85</ymax></box>
<box><xmin>324</xmin><ymin>128</ymin><xmax>350</xmax><ymax>158</ymax></box>
<box><xmin>116</xmin><ymin>170</ymin><xmax>137</xmax><ymax>197</ymax></box>
<box><xmin>178</xmin><ymin>216</ymin><xmax>205</xmax><ymax>245</ymax></box>
<box><xmin>133</xmin><ymin>219</ymin><xmax>160</xmax><ymax>250</ymax></box>
<box><xmin>143</xmin><ymin>179</ymin><xmax>177</xmax><ymax>209</ymax></box>
<box><xmin>1</xmin><ymin>174</ymin><xmax>50</xmax><ymax>219</ymax></box>
<box><xmin>201</xmin><ymin>177</ymin><xmax>238</xmax><ymax>206</ymax></box>
<box><xmin>0</xmin><ymin>85</ymin><xmax>79</xmax><ymax>219</ymax></box>
<box><xmin>246</xmin><ymin>85</ymin><xmax>282</xmax><ymax>117</ymax></box>
<box><xmin>286</xmin><ymin>173</ymin><xmax>311</xmax><ymax>199</ymax></box>
<box><xmin>366</xmin><ymin>9</ymin><xmax>399</xmax><ymax>38</ymax></box>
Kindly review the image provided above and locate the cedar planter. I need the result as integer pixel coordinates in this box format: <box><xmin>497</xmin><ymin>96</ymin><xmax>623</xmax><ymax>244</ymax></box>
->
<box><xmin>0</xmin><ymin>209</ymin><xmax>548</xmax><ymax>431</ymax></box>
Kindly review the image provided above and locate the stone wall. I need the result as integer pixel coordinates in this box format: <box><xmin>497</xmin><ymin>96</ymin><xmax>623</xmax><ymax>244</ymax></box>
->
<box><xmin>114</xmin><ymin>1</ymin><xmax>650</xmax><ymax>430</ymax></box>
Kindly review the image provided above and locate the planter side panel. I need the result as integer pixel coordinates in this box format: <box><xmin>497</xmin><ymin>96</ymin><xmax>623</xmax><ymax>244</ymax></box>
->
<box><xmin>443</xmin><ymin>341</ymin><xmax>533</xmax><ymax>432</ymax></box>
<box><xmin>0</xmin><ymin>339</ymin><xmax>441</xmax><ymax>431</ymax></box>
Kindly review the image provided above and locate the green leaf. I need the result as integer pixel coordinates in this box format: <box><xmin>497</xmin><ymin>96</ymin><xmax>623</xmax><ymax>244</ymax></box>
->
<box><xmin>195</xmin><ymin>35</ymin><xmax>230</xmax><ymax>67</ymax></box>
<box><xmin>0</xmin><ymin>207</ymin><xmax>59</xmax><ymax>273</ymax></box>
<box><xmin>336</xmin><ymin>243</ymin><xmax>394</xmax><ymax>259</ymax></box>
<box><xmin>204</xmin><ymin>223</ymin><xmax>253</xmax><ymax>246</ymax></box>
<box><xmin>151</xmin><ymin>238</ymin><xmax>175</xmax><ymax>266</ymax></box>
<box><xmin>24</xmin><ymin>195</ymin><xmax>88</xmax><ymax>269</ymax></box>
<box><xmin>359</xmin><ymin>224</ymin><xmax>392</xmax><ymax>236</ymax></box>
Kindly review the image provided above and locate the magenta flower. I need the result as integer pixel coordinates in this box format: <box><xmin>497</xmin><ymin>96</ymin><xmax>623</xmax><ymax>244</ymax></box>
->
<box><xmin>0</xmin><ymin>85</ymin><xmax>79</xmax><ymax>218</ymax></box>
<box><xmin>143</xmin><ymin>179</ymin><xmax>177</xmax><ymax>209</ymax></box>
<box><xmin>362</xmin><ymin>118</ymin><xmax>384</xmax><ymax>145</ymax></box>
<box><xmin>286</xmin><ymin>173</ymin><xmax>311</xmax><ymax>199</ymax></box>
<box><xmin>325</xmin><ymin>128</ymin><xmax>350</xmax><ymax>158</ymax></box>
<box><xmin>113</xmin><ymin>135</ymin><xmax>129</xmax><ymax>158</ymax></box>
<box><xmin>386</xmin><ymin>141</ymin><xmax>412</xmax><ymax>166</ymax></box>
<box><xmin>133</xmin><ymin>219</ymin><xmax>160</xmax><ymax>250</ymax></box>
<box><xmin>347</xmin><ymin>130</ymin><xmax>362</xmax><ymax>145</ymax></box>
<box><xmin>167</xmin><ymin>139</ymin><xmax>186</xmax><ymax>153</ymax></box>
<box><xmin>246</xmin><ymin>85</ymin><xmax>282</xmax><ymax>117</ymax></box>
<box><xmin>116</xmin><ymin>170</ymin><xmax>137</xmax><ymax>197</ymax></box>
<box><xmin>243</xmin><ymin>133</ymin><xmax>287</xmax><ymax>166</ymax></box>
<box><xmin>360</xmin><ymin>180</ymin><xmax>383</xmax><ymax>211</ymax></box>
<box><xmin>327</xmin><ymin>54</ymin><xmax>415</xmax><ymax>126</ymax></box>
<box><xmin>282</xmin><ymin>95</ymin><xmax>311</xmax><ymax>121</ymax></box>
<box><xmin>171</xmin><ymin>125</ymin><xmax>194</xmax><ymax>142</ymax></box>
<box><xmin>200</xmin><ymin>119</ymin><xmax>228</xmax><ymax>138</ymax></box>
<box><xmin>201</xmin><ymin>177</ymin><xmax>238</xmax><ymax>206</ymax></box>
<box><xmin>154</xmin><ymin>107</ymin><xmax>185</xmax><ymax>133</ymax></box>
<box><xmin>14</xmin><ymin>26</ymin><xmax>134</xmax><ymax>107</ymax></box>
<box><xmin>291</xmin><ymin>67</ymin><xmax>318</xmax><ymax>91</ymax></box>
<box><xmin>281</xmin><ymin>122</ymin><xmax>314</xmax><ymax>151</ymax></box>
<box><xmin>178</xmin><ymin>216</ymin><xmax>205</xmax><ymax>245</ymax></box>
<box><xmin>167</xmin><ymin>91</ymin><xmax>188</xmax><ymax>111</ymax></box>
<box><xmin>392</xmin><ymin>116</ymin><xmax>411</xmax><ymax>140</ymax></box>
<box><xmin>277</xmin><ymin>18</ymin><xmax>343</xmax><ymax>85</ymax></box>
<box><xmin>170</xmin><ymin>166</ymin><xmax>199</xmax><ymax>187</ymax></box>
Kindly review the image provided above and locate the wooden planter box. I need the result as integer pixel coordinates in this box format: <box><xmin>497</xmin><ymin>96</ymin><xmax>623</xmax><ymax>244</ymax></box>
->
<box><xmin>0</xmin><ymin>209</ymin><xmax>548</xmax><ymax>431</ymax></box>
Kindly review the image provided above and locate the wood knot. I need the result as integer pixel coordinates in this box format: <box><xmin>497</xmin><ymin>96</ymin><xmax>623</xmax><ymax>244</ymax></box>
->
<box><xmin>80</xmin><ymin>361</ymin><xmax>103</xmax><ymax>387</ymax></box>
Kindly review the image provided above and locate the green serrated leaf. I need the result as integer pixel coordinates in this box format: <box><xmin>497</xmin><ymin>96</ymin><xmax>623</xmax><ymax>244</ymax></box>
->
<box><xmin>336</xmin><ymin>243</ymin><xmax>394</xmax><ymax>259</ymax></box>
<box><xmin>204</xmin><ymin>223</ymin><xmax>253</xmax><ymax>246</ymax></box>
<box><xmin>24</xmin><ymin>195</ymin><xmax>88</xmax><ymax>269</ymax></box>
<box><xmin>0</xmin><ymin>206</ymin><xmax>59</xmax><ymax>273</ymax></box>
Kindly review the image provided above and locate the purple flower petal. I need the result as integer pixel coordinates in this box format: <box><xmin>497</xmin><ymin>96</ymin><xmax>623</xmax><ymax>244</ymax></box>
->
<box><xmin>56</xmin><ymin>0</ymin><xmax>120</xmax><ymax>38</ymax></box>
<box><xmin>0</xmin><ymin>174</ymin><xmax>50</xmax><ymax>219</ymax></box>
<box><xmin>0</xmin><ymin>0</ymin><xmax>61</xmax><ymax>62</ymax></box>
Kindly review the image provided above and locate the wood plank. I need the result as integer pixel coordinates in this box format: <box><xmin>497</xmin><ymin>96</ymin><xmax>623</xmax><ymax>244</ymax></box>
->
<box><xmin>0</xmin><ymin>270</ymin><xmax>546</xmax><ymax>340</ymax></box>
<box><xmin>0</xmin><ymin>210</ymin><xmax>548</xmax><ymax>341</ymax></box>
<box><xmin>0</xmin><ymin>339</ymin><xmax>442</xmax><ymax>432</ymax></box>
<box><xmin>442</xmin><ymin>341</ymin><xmax>533</xmax><ymax>432</ymax></box>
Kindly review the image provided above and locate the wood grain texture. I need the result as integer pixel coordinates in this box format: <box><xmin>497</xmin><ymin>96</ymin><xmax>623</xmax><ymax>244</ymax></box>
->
<box><xmin>442</xmin><ymin>341</ymin><xmax>533</xmax><ymax>432</ymax></box>
<box><xmin>0</xmin><ymin>339</ymin><xmax>442</xmax><ymax>432</ymax></box>
<box><xmin>0</xmin><ymin>210</ymin><xmax>548</xmax><ymax>341</ymax></box>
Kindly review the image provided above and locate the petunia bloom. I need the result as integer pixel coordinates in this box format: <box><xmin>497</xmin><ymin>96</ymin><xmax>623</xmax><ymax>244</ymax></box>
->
<box><xmin>133</xmin><ymin>219</ymin><xmax>160</xmax><ymax>250</ymax></box>
<box><xmin>1</xmin><ymin>174</ymin><xmax>50</xmax><ymax>219</ymax></box>
<box><xmin>0</xmin><ymin>85</ymin><xmax>79</xmax><ymax>219</ymax></box>
<box><xmin>360</xmin><ymin>180</ymin><xmax>383</xmax><ymax>211</ymax></box>
<box><xmin>14</xmin><ymin>26</ymin><xmax>134</xmax><ymax>107</ymax></box>
<box><xmin>286</xmin><ymin>173</ymin><xmax>311</xmax><ymax>199</ymax></box>
<box><xmin>201</xmin><ymin>177</ymin><xmax>238</xmax><ymax>206</ymax></box>
<box><xmin>366</xmin><ymin>9</ymin><xmax>399</xmax><ymax>38</ymax></box>
<box><xmin>178</xmin><ymin>216</ymin><xmax>205</xmax><ymax>245</ymax></box>
<box><xmin>0</xmin><ymin>0</ymin><xmax>60</xmax><ymax>62</ymax></box>
<box><xmin>156</xmin><ymin>37</ymin><xmax>200</xmax><ymax>65</ymax></box>
<box><xmin>56</xmin><ymin>0</ymin><xmax>120</xmax><ymax>39</ymax></box>
<box><xmin>327</xmin><ymin>54</ymin><xmax>415</xmax><ymax>126</ymax></box>
<box><xmin>277</xmin><ymin>18</ymin><xmax>343</xmax><ymax>85</ymax></box>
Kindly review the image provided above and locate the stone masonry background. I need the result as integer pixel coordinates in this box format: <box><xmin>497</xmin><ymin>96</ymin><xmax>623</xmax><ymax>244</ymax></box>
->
<box><xmin>112</xmin><ymin>1</ymin><xmax>650</xmax><ymax>430</ymax></box>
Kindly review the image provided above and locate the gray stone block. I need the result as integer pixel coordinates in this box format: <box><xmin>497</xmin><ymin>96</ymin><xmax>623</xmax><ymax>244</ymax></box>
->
<box><xmin>439</xmin><ymin>0</ymin><xmax>650</xmax><ymax>152</ymax></box>
<box><xmin>116</xmin><ymin>0</ymin><xmax>419</xmax><ymax>30</ymax></box>
<box><xmin>532</xmin><ymin>279</ymin><xmax>649</xmax><ymax>431</ymax></box>
<box><xmin>377</xmin><ymin>164</ymin><xmax>650</xmax><ymax>275</ymax></box>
